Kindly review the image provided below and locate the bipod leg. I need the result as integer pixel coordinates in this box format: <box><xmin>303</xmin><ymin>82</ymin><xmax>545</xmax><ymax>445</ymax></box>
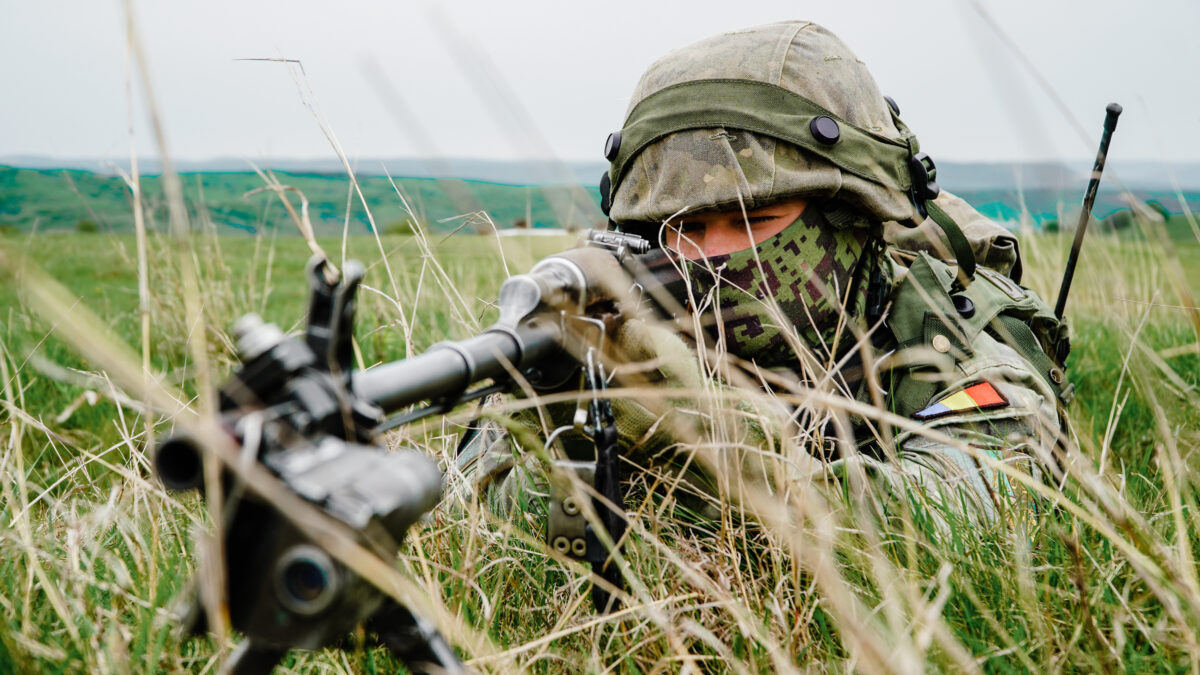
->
<box><xmin>590</xmin><ymin>422</ymin><xmax>625</xmax><ymax>614</ymax></box>
<box><xmin>579</xmin><ymin>344</ymin><xmax>627</xmax><ymax>614</ymax></box>
<box><xmin>368</xmin><ymin>600</ymin><xmax>470</xmax><ymax>675</ymax></box>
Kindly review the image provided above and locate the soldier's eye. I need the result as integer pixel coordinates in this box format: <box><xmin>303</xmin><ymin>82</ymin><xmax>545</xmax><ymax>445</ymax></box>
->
<box><xmin>672</xmin><ymin>222</ymin><xmax>705</xmax><ymax>234</ymax></box>
<box><xmin>735</xmin><ymin>215</ymin><xmax>780</xmax><ymax>229</ymax></box>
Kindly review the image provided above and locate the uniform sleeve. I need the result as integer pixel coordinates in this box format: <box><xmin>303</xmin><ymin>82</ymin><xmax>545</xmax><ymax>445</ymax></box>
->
<box><xmin>451</xmin><ymin>389</ymin><xmax>798</xmax><ymax>519</ymax></box>
<box><xmin>450</xmin><ymin>412</ymin><xmax>555</xmax><ymax>518</ymax></box>
<box><xmin>828</xmin><ymin>331</ymin><xmax>1063</xmax><ymax>527</ymax></box>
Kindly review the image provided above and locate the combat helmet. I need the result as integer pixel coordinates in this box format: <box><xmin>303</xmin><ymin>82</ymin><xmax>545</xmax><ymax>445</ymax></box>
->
<box><xmin>599</xmin><ymin>20</ymin><xmax>977</xmax><ymax>276</ymax></box>
<box><xmin>593</xmin><ymin>21</ymin><xmax>989</xmax><ymax>371</ymax></box>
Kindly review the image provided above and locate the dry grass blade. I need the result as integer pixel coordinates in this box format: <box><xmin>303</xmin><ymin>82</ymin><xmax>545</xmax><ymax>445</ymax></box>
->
<box><xmin>359</xmin><ymin>56</ymin><xmax>490</xmax><ymax>222</ymax></box>
<box><xmin>243</xmin><ymin>56</ymin><xmax>420</xmax><ymax>355</ymax></box>
<box><xmin>243</xmin><ymin>173</ymin><xmax>338</xmax><ymax>282</ymax></box>
<box><xmin>422</xmin><ymin>5</ymin><xmax>601</xmax><ymax>232</ymax></box>
<box><xmin>121</xmin><ymin>1</ymin><xmax>228</xmax><ymax>640</ymax></box>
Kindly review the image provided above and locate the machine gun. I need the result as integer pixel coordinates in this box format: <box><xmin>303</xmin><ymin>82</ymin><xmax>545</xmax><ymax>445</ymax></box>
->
<box><xmin>154</xmin><ymin>231</ymin><xmax>657</xmax><ymax>673</ymax></box>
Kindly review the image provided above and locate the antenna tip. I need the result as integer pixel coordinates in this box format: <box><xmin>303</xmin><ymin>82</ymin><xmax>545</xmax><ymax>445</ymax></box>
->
<box><xmin>1104</xmin><ymin>103</ymin><xmax>1122</xmax><ymax>131</ymax></box>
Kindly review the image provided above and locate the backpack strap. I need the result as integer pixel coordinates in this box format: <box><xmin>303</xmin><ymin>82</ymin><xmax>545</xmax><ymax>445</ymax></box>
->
<box><xmin>991</xmin><ymin>315</ymin><xmax>1073</xmax><ymax>405</ymax></box>
<box><xmin>925</xmin><ymin>198</ymin><xmax>977</xmax><ymax>287</ymax></box>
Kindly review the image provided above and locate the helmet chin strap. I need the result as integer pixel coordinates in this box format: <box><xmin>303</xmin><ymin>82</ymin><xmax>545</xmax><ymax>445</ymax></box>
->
<box><xmin>845</xmin><ymin>221</ymin><xmax>884</xmax><ymax>324</ymax></box>
<box><xmin>891</xmin><ymin>108</ymin><xmax>976</xmax><ymax>288</ymax></box>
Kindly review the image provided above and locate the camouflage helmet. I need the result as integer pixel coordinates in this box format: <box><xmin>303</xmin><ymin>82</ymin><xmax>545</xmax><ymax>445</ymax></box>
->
<box><xmin>603</xmin><ymin>21</ymin><xmax>939</xmax><ymax>228</ymax></box>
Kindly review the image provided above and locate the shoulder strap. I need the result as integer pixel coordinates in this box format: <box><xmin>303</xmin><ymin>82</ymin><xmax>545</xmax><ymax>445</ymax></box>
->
<box><xmin>925</xmin><ymin>198</ymin><xmax>977</xmax><ymax>287</ymax></box>
<box><xmin>992</xmin><ymin>316</ymin><xmax>1073</xmax><ymax>405</ymax></box>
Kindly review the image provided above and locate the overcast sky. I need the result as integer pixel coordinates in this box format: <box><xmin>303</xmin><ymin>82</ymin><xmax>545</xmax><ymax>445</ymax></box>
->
<box><xmin>2</xmin><ymin>0</ymin><xmax>1197</xmax><ymax>168</ymax></box>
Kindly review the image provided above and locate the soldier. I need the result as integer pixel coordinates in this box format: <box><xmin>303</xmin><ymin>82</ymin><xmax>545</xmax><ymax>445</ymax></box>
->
<box><xmin>456</xmin><ymin>20</ymin><xmax>1071</xmax><ymax>531</ymax></box>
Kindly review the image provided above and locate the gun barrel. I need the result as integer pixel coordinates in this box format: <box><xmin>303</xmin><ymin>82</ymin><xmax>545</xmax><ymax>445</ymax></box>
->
<box><xmin>155</xmin><ymin>431</ymin><xmax>208</xmax><ymax>491</ymax></box>
<box><xmin>353</xmin><ymin>318</ymin><xmax>562</xmax><ymax>414</ymax></box>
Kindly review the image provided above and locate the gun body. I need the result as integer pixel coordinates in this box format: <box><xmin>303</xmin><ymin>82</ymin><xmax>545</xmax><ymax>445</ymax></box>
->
<box><xmin>157</xmin><ymin>232</ymin><xmax>657</xmax><ymax>673</ymax></box>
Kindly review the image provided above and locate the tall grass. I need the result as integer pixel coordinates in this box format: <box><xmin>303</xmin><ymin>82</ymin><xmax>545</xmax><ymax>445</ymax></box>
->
<box><xmin>2</xmin><ymin>1</ymin><xmax>1196</xmax><ymax>669</ymax></box>
<box><xmin>1</xmin><ymin>195</ymin><xmax>1198</xmax><ymax>672</ymax></box>
<box><xmin>3</xmin><ymin>8</ymin><xmax>1198</xmax><ymax>667</ymax></box>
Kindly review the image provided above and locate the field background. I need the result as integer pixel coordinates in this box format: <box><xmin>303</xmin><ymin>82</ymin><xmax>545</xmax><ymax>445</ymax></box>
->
<box><xmin>3</xmin><ymin>164</ymin><xmax>1200</xmax><ymax>237</ymax></box>
<box><xmin>1</xmin><ymin>172</ymin><xmax>1199</xmax><ymax>672</ymax></box>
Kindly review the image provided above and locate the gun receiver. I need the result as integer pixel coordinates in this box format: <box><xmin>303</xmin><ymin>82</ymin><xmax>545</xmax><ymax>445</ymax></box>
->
<box><xmin>156</xmin><ymin>257</ymin><xmax>463</xmax><ymax>675</ymax></box>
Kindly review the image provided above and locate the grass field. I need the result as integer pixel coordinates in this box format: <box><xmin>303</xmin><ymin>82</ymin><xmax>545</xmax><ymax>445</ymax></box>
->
<box><xmin>1</xmin><ymin>214</ymin><xmax>1199</xmax><ymax>672</ymax></box>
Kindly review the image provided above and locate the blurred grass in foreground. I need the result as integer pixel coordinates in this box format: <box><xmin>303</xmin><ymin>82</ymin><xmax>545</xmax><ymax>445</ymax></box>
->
<box><xmin>0</xmin><ymin>226</ymin><xmax>1198</xmax><ymax>672</ymax></box>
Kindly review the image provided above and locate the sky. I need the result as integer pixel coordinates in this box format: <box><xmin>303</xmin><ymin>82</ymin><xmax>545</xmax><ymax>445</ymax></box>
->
<box><xmin>2</xmin><ymin>0</ymin><xmax>1198</xmax><ymax>169</ymax></box>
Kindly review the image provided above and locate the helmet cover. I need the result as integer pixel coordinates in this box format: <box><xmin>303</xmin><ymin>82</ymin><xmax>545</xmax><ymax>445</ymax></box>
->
<box><xmin>609</xmin><ymin>21</ymin><xmax>921</xmax><ymax>226</ymax></box>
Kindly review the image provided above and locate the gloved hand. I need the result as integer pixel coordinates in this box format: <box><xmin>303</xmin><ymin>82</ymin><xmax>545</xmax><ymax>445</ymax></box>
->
<box><xmin>518</xmin><ymin>245</ymin><xmax>702</xmax><ymax>455</ymax></box>
<box><xmin>605</xmin><ymin>316</ymin><xmax>714</xmax><ymax>453</ymax></box>
<box><xmin>604</xmin><ymin>314</ymin><xmax>793</xmax><ymax>465</ymax></box>
<box><xmin>532</xmin><ymin>244</ymin><xmax>787</xmax><ymax>460</ymax></box>
<box><xmin>512</xmin><ymin>315</ymin><xmax>705</xmax><ymax>461</ymax></box>
<box><xmin>605</xmin><ymin>315</ymin><xmax>825</xmax><ymax>518</ymax></box>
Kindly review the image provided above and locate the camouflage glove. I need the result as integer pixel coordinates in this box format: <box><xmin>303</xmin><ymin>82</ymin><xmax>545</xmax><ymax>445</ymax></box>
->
<box><xmin>604</xmin><ymin>316</ymin><xmax>709</xmax><ymax>458</ymax></box>
<box><xmin>606</xmin><ymin>316</ymin><xmax>809</xmax><ymax>477</ymax></box>
<box><xmin>512</xmin><ymin>317</ymin><xmax>706</xmax><ymax>456</ymax></box>
<box><xmin>523</xmin><ymin>246</ymin><xmax>709</xmax><ymax>455</ymax></box>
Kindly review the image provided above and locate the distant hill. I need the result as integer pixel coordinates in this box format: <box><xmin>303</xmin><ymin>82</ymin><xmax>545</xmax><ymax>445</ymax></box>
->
<box><xmin>0</xmin><ymin>166</ymin><xmax>605</xmax><ymax>234</ymax></box>
<box><xmin>5</xmin><ymin>155</ymin><xmax>1200</xmax><ymax>191</ymax></box>
<box><xmin>0</xmin><ymin>155</ymin><xmax>613</xmax><ymax>189</ymax></box>
<box><xmin>2</xmin><ymin>158</ymin><xmax>1198</xmax><ymax>236</ymax></box>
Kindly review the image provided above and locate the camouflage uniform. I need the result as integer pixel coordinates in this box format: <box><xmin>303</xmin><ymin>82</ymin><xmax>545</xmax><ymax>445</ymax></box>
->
<box><xmin>456</xmin><ymin>21</ymin><xmax>1070</xmax><ymax>527</ymax></box>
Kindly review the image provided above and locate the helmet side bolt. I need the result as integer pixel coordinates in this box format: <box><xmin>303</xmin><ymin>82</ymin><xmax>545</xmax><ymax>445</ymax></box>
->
<box><xmin>604</xmin><ymin>131</ymin><xmax>622</xmax><ymax>161</ymax></box>
<box><xmin>809</xmin><ymin>116</ymin><xmax>840</xmax><ymax>145</ymax></box>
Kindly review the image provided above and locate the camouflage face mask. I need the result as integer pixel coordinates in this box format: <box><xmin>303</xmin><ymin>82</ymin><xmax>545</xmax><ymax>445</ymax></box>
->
<box><xmin>681</xmin><ymin>203</ymin><xmax>871</xmax><ymax>370</ymax></box>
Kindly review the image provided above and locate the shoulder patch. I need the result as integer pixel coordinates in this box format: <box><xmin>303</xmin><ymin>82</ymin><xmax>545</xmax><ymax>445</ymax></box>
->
<box><xmin>913</xmin><ymin>381</ymin><xmax>1009</xmax><ymax>421</ymax></box>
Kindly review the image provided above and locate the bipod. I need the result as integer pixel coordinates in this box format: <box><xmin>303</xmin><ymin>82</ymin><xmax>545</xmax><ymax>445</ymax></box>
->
<box><xmin>581</xmin><ymin>345</ymin><xmax>626</xmax><ymax>613</ymax></box>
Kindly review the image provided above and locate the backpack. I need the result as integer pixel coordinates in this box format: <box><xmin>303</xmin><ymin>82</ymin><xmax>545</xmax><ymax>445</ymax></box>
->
<box><xmin>880</xmin><ymin>191</ymin><xmax>1072</xmax><ymax>418</ymax></box>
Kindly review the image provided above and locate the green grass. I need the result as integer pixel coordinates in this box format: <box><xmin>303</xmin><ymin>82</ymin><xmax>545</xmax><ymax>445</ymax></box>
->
<box><xmin>1</xmin><ymin>222</ymin><xmax>1199</xmax><ymax>673</ymax></box>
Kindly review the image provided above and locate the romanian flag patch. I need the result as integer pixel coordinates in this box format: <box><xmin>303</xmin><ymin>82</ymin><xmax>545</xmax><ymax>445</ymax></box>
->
<box><xmin>913</xmin><ymin>381</ymin><xmax>1009</xmax><ymax>421</ymax></box>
